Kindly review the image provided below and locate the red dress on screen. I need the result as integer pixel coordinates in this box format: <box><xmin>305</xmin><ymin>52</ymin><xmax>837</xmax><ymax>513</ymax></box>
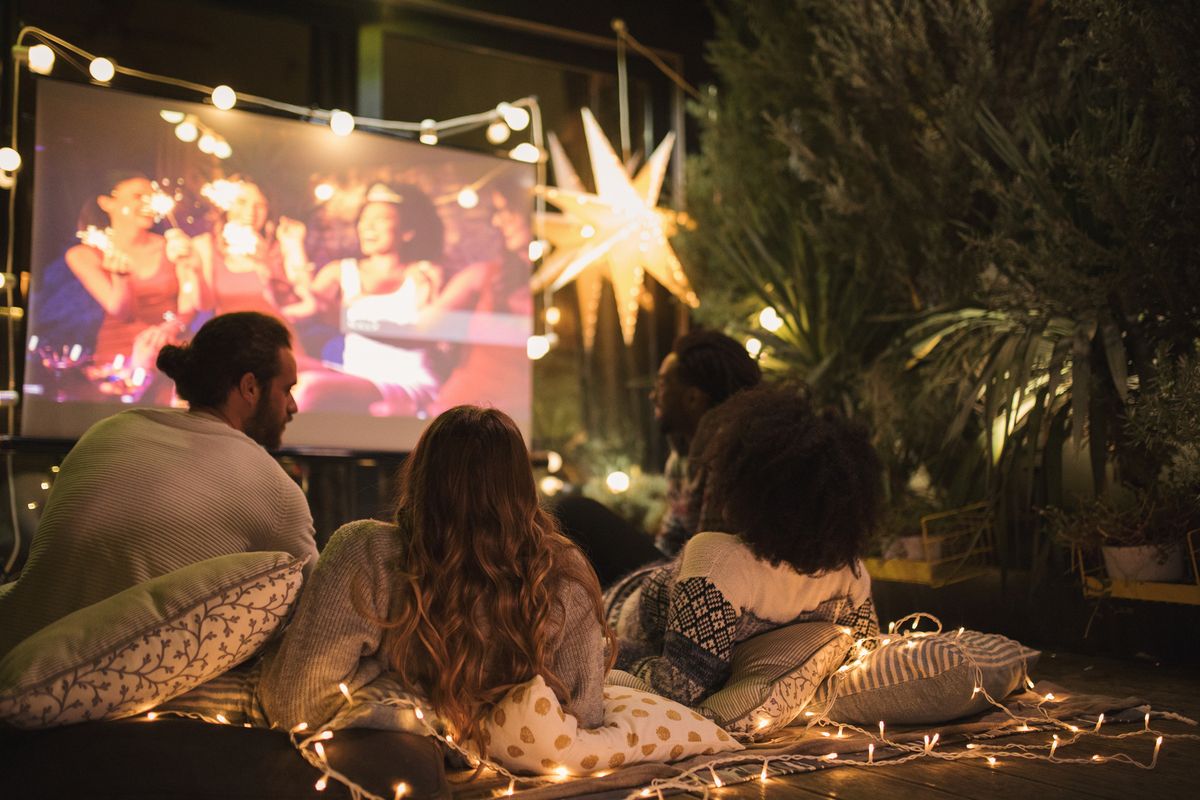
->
<box><xmin>92</xmin><ymin>257</ymin><xmax>179</xmax><ymax>365</ymax></box>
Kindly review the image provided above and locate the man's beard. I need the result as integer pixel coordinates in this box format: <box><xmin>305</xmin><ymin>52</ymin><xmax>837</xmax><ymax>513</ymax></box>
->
<box><xmin>244</xmin><ymin>392</ymin><xmax>284</xmax><ymax>450</ymax></box>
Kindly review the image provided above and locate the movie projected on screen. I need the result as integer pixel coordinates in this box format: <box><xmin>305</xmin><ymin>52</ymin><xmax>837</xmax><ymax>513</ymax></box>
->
<box><xmin>22</xmin><ymin>80</ymin><xmax>533</xmax><ymax>452</ymax></box>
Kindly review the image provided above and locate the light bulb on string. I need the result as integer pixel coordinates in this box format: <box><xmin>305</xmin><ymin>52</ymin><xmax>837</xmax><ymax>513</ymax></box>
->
<box><xmin>606</xmin><ymin>470</ymin><xmax>631</xmax><ymax>494</ymax></box>
<box><xmin>528</xmin><ymin>239</ymin><xmax>547</xmax><ymax>261</ymax></box>
<box><xmin>546</xmin><ymin>451</ymin><xmax>563</xmax><ymax>473</ymax></box>
<box><xmin>160</xmin><ymin>110</ymin><xmax>185</xmax><ymax>124</ymax></box>
<box><xmin>198</xmin><ymin>133</ymin><xmax>218</xmax><ymax>155</ymax></box>
<box><xmin>27</xmin><ymin>44</ymin><xmax>56</xmax><ymax>75</ymax></box>
<box><xmin>314</xmin><ymin>183</ymin><xmax>335</xmax><ymax>202</ymax></box>
<box><xmin>329</xmin><ymin>110</ymin><xmax>355</xmax><ymax>136</ymax></box>
<box><xmin>456</xmin><ymin>187</ymin><xmax>479</xmax><ymax>209</ymax></box>
<box><xmin>497</xmin><ymin>102</ymin><xmax>530</xmax><ymax>131</ymax></box>
<box><xmin>0</xmin><ymin>147</ymin><xmax>21</xmax><ymax>173</ymax></box>
<box><xmin>175</xmin><ymin>119</ymin><xmax>199</xmax><ymax>143</ymax></box>
<box><xmin>419</xmin><ymin>119</ymin><xmax>438</xmax><ymax>146</ymax></box>
<box><xmin>211</xmin><ymin>85</ymin><xmax>236</xmax><ymax>110</ymax></box>
<box><xmin>212</xmin><ymin>139</ymin><xmax>232</xmax><ymax>159</ymax></box>
<box><xmin>486</xmin><ymin>120</ymin><xmax>511</xmax><ymax>145</ymax></box>
<box><xmin>526</xmin><ymin>335</ymin><xmax>551</xmax><ymax>360</ymax></box>
<box><xmin>544</xmin><ymin>306</ymin><xmax>561</xmax><ymax>325</ymax></box>
<box><xmin>745</xmin><ymin>337</ymin><xmax>763</xmax><ymax>358</ymax></box>
<box><xmin>758</xmin><ymin>306</ymin><xmax>783</xmax><ymax>332</ymax></box>
<box><xmin>89</xmin><ymin>57</ymin><xmax>116</xmax><ymax>83</ymax></box>
<box><xmin>509</xmin><ymin>143</ymin><xmax>541</xmax><ymax>163</ymax></box>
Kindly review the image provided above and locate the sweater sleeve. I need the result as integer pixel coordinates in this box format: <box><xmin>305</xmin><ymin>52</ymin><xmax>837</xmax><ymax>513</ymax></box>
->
<box><xmin>629</xmin><ymin>576</ymin><xmax>740</xmax><ymax>706</ymax></box>
<box><xmin>262</xmin><ymin>467</ymin><xmax>318</xmax><ymax>580</ymax></box>
<box><xmin>548</xmin><ymin>572</ymin><xmax>607</xmax><ymax>729</ymax></box>
<box><xmin>258</xmin><ymin>520</ymin><xmax>394</xmax><ymax>730</ymax></box>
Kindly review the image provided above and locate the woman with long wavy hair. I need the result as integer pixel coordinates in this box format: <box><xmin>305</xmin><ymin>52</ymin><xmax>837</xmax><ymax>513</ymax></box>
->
<box><xmin>259</xmin><ymin>406</ymin><xmax>612</xmax><ymax>746</ymax></box>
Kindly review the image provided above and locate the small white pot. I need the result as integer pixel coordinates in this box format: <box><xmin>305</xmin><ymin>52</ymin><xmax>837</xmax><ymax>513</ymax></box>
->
<box><xmin>1101</xmin><ymin>544</ymin><xmax>1185</xmax><ymax>583</ymax></box>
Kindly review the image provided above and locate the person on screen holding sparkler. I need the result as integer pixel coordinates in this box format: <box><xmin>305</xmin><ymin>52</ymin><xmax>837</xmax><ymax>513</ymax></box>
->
<box><xmin>66</xmin><ymin>171</ymin><xmax>201</xmax><ymax>399</ymax></box>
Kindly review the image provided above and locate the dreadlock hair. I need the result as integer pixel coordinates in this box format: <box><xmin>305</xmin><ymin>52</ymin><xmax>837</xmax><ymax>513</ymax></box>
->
<box><xmin>698</xmin><ymin>382</ymin><xmax>882</xmax><ymax>575</ymax></box>
<box><xmin>672</xmin><ymin>328</ymin><xmax>762</xmax><ymax>405</ymax></box>
<box><xmin>372</xmin><ymin>406</ymin><xmax>612</xmax><ymax>751</ymax></box>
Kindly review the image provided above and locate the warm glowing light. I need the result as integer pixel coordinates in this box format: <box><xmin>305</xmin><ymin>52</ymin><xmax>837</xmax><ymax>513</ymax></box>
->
<box><xmin>419</xmin><ymin>119</ymin><xmax>438</xmax><ymax>146</ymax></box>
<box><xmin>26</xmin><ymin>502</ymin><xmax>37</xmax><ymax>511</ymax></box>
<box><xmin>539</xmin><ymin>475</ymin><xmax>565</xmax><ymax>496</ymax></box>
<box><xmin>498</xmin><ymin>102</ymin><xmax>531</xmax><ymax>131</ymax></box>
<box><xmin>315</xmin><ymin>777</ymin><xmax>328</xmax><ymax>791</ymax></box>
<box><xmin>987</xmin><ymin>756</ymin><xmax>997</xmax><ymax>766</ymax></box>
<box><xmin>27</xmin><ymin>44</ymin><xmax>55</xmax><ymax>75</ymax></box>
<box><xmin>314</xmin><ymin>183</ymin><xmax>335</xmax><ymax>202</ymax></box>
<box><xmin>546</xmin><ymin>450</ymin><xmax>563</xmax><ymax>473</ymax></box>
<box><xmin>314</xmin><ymin>742</ymin><xmax>326</xmax><ymax>759</ymax></box>
<box><xmin>338</xmin><ymin>682</ymin><xmax>353</xmax><ymax>703</ymax></box>
<box><xmin>837</xmin><ymin>725</ymin><xmax>845</xmax><ymax>738</ymax></box>
<box><xmin>213</xmin><ymin>139</ymin><xmax>232</xmax><ymax>159</ymax></box>
<box><xmin>639</xmin><ymin>790</ymin><xmax>650</xmax><ymax>798</ymax></box>
<box><xmin>1091</xmin><ymin>754</ymin><xmax>1104</xmax><ymax>763</ymax></box>
<box><xmin>216</xmin><ymin>714</ymin><xmax>229</xmax><ymax>724</ymax></box>
<box><xmin>579</xmin><ymin>224</ymin><xmax>596</xmax><ymax>239</ymax></box>
<box><xmin>606</xmin><ymin>470</ymin><xmax>631</xmax><ymax>494</ymax></box>
<box><xmin>879</xmin><ymin>721</ymin><xmax>885</xmax><ymax>739</ymax></box>
<box><xmin>146</xmin><ymin>712</ymin><xmax>158</xmax><ymax>721</ymax></box>
<box><xmin>709</xmin><ymin>766</ymin><xmax>723</xmax><ymax>787</ymax></box>
<box><xmin>414</xmin><ymin>708</ymin><xmax>424</xmax><ymax>720</ymax></box>
<box><xmin>1044</xmin><ymin>692</ymin><xmax>1055</xmax><ymax>701</ymax></box>
<box><xmin>745</xmin><ymin>337</ymin><xmax>763</xmax><ymax>357</ymax></box>
<box><xmin>292</xmin><ymin>722</ymin><xmax>308</xmax><ymax>732</ymax></box>
<box><xmin>972</xmin><ymin>686</ymin><xmax>982</xmax><ymax>696</ymax></box>
<box><xmin>554</xmin><ymin>766</ymin><xmax>569</xmax><ymax>779</ymax></box>
<box><xmin>506</xmin><ymin>781</ymin><xmax>516</xmax><ymax>796</ymax></box>
<box><xmin>317</xmin><ymin>730</ymin><xmax>334</xmax><ymax>740</ymax></box>
<box><xmin>1145</xmin><ymin>712</ymin><xmax>1151</xmax><ymax>731</ymax></box>
<box><xmin>756</xmin><ymin>718</ymin><xmax>769</xmax><ymax>730</ymax></box>
<box><xmin>160</xmin><ymin>110</ymin><xmax>185</xmax><ymax>124</ymax></box>
<box><xmin>457</xmin><ymin>187</ymin><xmax>479</xmax><ymax>209</ymax></box>
<box><xmin>51</xmin><ymin>466</ymin><xmax>60</xmax><ymax>473</ymax></box>
<box><xmin>198</xmin><ymin>133</ymin><xmax>218</xmax><ymax>155</ymax></box>
<box><xmin>329</xmin><ymin>110</ymin><xmax>355</xmax><ymax>136</ymax></box>
<box><xmin>394</xmin><ymin>782</ymin><xmax>409</xmax><ymax>799</ymax></box>
<box><xmin>1094</xmin><ymin>713</ymin><xmax>1104</xmax><ymax>733</ymax></box>
<box><xmin>760</xmin><ymin>762</ymin><xmax>768</xmax><ymax>781</ymax></box>
<box><xmin>148</xmin><ymin>192</ymin><xmax>176</xmax><ymax>218</ymax></box>
<box><xmin>966</xmin><ymin>743</ymin><xmax>977</xmax><ymax>749</ymax></box>
<box><xmin>211</xmin><ymin>84</ymin><xmax>236</xmax><ymax>110</ymax></box>
<box><xmin>544</xmin><ymin>305</ymin><xmax>561</xmax><ymax>326</ymax></box>
<box><xmin>509</xmin><ymin>143</ymin><xmax>541</xmax><ymax>163</ymax></box>
<box><xmin>1153</xmin><ymin>735</ymin><xmax>1163</xmax><ymax>766</ymax></box>
<box><xmin>528</xmin><ymin>239</ymin><xmax>547</xmax><ymax>261</ymax></box>
<box><xmin>1025</xmin><ymin>676</ymin><xmax>1036</xmax><ymax>690</ymax></box>
<box><xmin>486</xmin><ymin>120</ymin><xmax>511</xmax><ymax>145</ymax></box>
<box><xmin>1050</xmin><ymin>735</ymin><xmax>1059</xmax><ymax>758</ymax></box>
<box><xmin>758</xmin><ymin>306</ymin><xmax>783</xmax><ymax>332</ymax></box>
<box><xmin>175</xmin><ymin>120</ymin><xmax>199</xmax><ymax>143</ymax></box>
<box><xmin>868</xmin><ymin>743</ymin><xmax>875</xmax><ymax>763</ymax></box>
<box><xmin>527</xmin><ymin>334</ymin><xmax>551</xmax><ymax>360</ymax></box>
<box><xmin>825</xmin><ymin>753</ymin><xmax>838</xmax><ymax>761</ymax></box>
<box><xmin>0</xmin><ymin>148</ymin><xmax>20</xmax><ymax>173</ymax></box>
<box><xmin>89</xmin><ymin>57</ymin><xmax>115</xmax><ymax>83</ymax></box>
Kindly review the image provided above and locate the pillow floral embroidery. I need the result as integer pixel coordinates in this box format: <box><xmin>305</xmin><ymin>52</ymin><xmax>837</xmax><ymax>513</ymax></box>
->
<box><xmin>0</xmin><ymin>551</ymin><xmax>305</xmax><ymax>729</ymax></box>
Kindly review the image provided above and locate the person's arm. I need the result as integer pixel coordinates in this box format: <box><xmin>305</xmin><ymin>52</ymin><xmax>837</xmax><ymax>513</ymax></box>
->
<box><xmin>628</xmin><ymin>574</ymin><xmax>739</xmax><ymax>706</ymax></box>
<box><xmin>257</xmin><ymin>520</ymin><xmax>394</xmax><ymax>730</ymax></box>
<box><xmin>65</xmin><ymin>244</ymin><xmax>136</xmax><ymax>317</ymax></box>
<box><xmin>547</xmin><ymin>554</ymin><xmax>608</xmax><ymax>729</ymax></box>
<box><xmin>281</xmin><ymin>260</ymin><xmax>341</xmax><ymax>321</ymax></box>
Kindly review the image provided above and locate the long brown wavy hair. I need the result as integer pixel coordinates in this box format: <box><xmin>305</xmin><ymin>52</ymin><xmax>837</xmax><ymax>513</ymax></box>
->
<box><xmin>375</xmin><ymin>406</ymin><xmax>611</xmax><ymax>749</ymax></box>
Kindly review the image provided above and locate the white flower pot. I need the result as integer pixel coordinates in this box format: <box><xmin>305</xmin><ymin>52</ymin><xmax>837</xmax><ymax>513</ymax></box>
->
<box><xmin>900</xmin><ymin>535</ymin><xmax>942</xmax><ymax>561</ymax></box>
<box><xmin>1101</xmin><ymin>544</ymin><xmax>1185</xmax><ymax>583</ymax></box>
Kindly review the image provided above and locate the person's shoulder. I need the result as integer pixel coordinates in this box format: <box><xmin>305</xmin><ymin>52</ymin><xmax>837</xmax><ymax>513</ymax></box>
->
<box><xmin>323</xmin><ymin>519</ymin><xmax>403</xmax><ymax>565</ymax></box>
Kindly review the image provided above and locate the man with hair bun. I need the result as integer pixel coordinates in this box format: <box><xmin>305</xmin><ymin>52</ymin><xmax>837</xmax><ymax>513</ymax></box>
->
<box><xmin>0</xmin><ymin>312</ymin><xmax>317</xmax><ymax>657</ymax></box>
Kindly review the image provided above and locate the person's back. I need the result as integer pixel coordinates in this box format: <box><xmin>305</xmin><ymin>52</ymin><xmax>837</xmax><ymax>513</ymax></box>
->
<box><xmin>0</xmin><ymin>312</ymin><xmax>317</xmax><ymax>657</ymax></box>
<box><xmin>0</xmin><ymin>408</ymin><xmax>315</xmax><ymax>654</ymax></box>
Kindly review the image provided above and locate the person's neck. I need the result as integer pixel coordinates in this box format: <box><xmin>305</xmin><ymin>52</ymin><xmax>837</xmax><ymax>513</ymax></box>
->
<box><xmin>191</xmin><ymin>405</ymin><xmax>240</xmax><ymax>431</ymax></box>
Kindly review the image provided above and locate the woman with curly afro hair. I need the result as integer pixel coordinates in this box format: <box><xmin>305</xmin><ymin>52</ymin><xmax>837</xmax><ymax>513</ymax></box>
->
<box><xmin>605</xmin><ymin>382</ymin><xmax>882</xmax><ymax>706</ymax></box>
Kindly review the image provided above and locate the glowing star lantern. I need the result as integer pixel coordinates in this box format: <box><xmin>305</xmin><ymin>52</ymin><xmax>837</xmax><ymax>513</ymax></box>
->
<box><xmin>531</xmin><ymin>108</ymin><xmax>699</xmax><ymax>349</ymax></box>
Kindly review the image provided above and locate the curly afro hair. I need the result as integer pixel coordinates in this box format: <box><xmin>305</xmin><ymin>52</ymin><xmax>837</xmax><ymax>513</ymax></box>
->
<box><xmin>696</xmin><ymin>382</ymin><xmax>882</xmax><ymax>575</ymax></box>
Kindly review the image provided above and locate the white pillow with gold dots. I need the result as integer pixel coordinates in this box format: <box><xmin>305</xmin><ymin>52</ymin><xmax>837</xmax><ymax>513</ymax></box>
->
<box><xmin>481</xmin><ymin>675</ymin><xmax>741</xmax><ymax>776</ymax></box>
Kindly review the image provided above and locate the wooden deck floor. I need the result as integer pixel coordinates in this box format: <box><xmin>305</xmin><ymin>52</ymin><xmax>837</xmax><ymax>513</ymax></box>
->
<box><xmin>451</xmin><ymin>651</ymin><xmax>1200</xmax><ymax>799</ymax></box>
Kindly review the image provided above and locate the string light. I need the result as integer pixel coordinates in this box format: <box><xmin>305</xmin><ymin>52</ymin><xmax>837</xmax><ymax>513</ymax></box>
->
<box><xmin>88</xmin><ymin>56</ymin><xmax>115</xmax><ymax>82</ymax></box>
<box><xmin>497</xmin><ymin>102</ymin><xmax>530</xmax><ymax>131</ymax></box>
<box><xmin>509</xmin><ymin>142</ymin><xmax>541</xmax><ymax>163</ymax></box>
<box><xmin>526</xmin><ymin>334</ymin><xmax>551</xmax><ymax>360</ymax></box>
<box><xmin>146</xmin><ymin>712</ymin><xmax>157</xmax><ymax>721</ymax></box>
<box><xmin>393</xmin><ymin>782</ymin><xmax>409</xmax><ymax>799</ymax></box>
<box><xmin>419</xmin><ymin>119</ymin><xmax>439</xmax><ymax>146</ymax></box>
<box><xmin>745</xmin><ymin>336</ymin><xmax>763</xmax><ymax>357</ymax></box>
<box><xmin>1153</xmin><ymin>736</ymin><xmax>1163</xmax><ymax>767</ymax></box>
<box><xmin>0</xmin><ymin>148</ymin><xmax>21</xmax><ymax>173</ymax></box>
<box><xmin>868</xmin><ymin>743</ymin><xmax>874</xmax><ymax>763</ymax></box>
<box><xmin>27</xmin><ymin>43</ymin><xmax>55</xmax><ymax>74</ymax></box>
<box><xmin>707</xmin><ymin>766</ymin><xmax>722</xmax><ymax>787</ymax></box>
<box><xmin>545</xmin><ymin>450</ymin><xmax>563</xmax><ymax>473</ymax></box>
<box><xmin>1050</xmin><ymin>735</ymin><xmax>1059</xmax><ymax>758</ymax></box>
<box><xmin>211</xmin><ymin>84</ymin><xmax>236</xmax><ymax>110</ymax></box>
<box><xmin>456</xmin><ymin>187</ymin><xmax>479</xmax><ymax>209</ymax></box>
<box><xmin>329</xmin><ymin>110</ymin><xmax>355</xmax><ymax>136</ymax></box>
<box><xmin>606</xmin><ymin>470</ymin><xmax>631</xmax><ymax>493</ymax></box>
<box><xmin>338</xmin><ymin>682</ymin><xmax>353</xmax><ymax>704</ymax></box>
<box><xmin>758</xmin><ymin>306</ymin><xmax>783</xmax><ymax>332</ymax></box>
<box><xmin>486</xmin><ymin>120</ymin><xmax>511</xmax><ymax>144</ymax></box>
<box><xmin>314</xmin><ymin>776</ymin><xmax>328</xmax><ymax>792</ymax></box>
<box><xmin>1095</xmin><ymin>713</ymin><xmax>1105</xmax><ymax>733</ymax></box>
<box><xmin>175</xmin><ymin>119</ymin><xmax>199</xmax><ymax>143</ymax></box>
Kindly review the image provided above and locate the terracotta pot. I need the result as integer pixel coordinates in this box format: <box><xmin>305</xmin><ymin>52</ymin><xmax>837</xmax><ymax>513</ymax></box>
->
<box><xmin>1100</xmin><ymin>544</ymin><xmax>1185</xmax><ymax>583</ymax></box>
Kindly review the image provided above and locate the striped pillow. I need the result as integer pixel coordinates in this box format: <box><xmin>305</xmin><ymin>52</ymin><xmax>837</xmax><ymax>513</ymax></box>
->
<box><xmin>813</xmin><ymin>629</ymin><xmax>1039</xmax><ymax>725</ymax></box>
<box><xmin>698</xmin><ymin>622</ymin><xmax>852</xmax><ymax>734</ymax></box>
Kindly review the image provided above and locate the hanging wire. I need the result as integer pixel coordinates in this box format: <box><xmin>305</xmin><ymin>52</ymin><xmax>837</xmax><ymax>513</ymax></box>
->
<box><xmin>610</xmin><ymin>19</ymin><xmax>703</xmax><ymax>102</ymax></box>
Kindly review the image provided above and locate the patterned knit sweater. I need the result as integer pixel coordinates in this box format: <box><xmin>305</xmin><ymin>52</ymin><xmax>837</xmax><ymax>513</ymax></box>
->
<box><xmin>0</xmin><ymin>409</ymin><xmax>317</xmax><ymax>657</ymax></box>
<box><xmin>258</xmin><ymin>519</ymin><xmax>608</xmax><ymax>730</ymax></box>
<box><xmin>607</xmin><ymin>532</ymin><xmax>877</xmax><ymax>706</ymax></box>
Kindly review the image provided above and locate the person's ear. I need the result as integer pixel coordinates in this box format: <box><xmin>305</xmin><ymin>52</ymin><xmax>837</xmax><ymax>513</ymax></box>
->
<box><xmin>683</xmin><ymin>385</ymin><xmax>711</xmax><ymax>416</ymax></box>
<box><xmin>96</xmin><ymin>194</ymin><xmax>115</xmax><ymax>215</ymax></box>
<box><xmin>237</xmin><ymin>371</ymin><xmax>259</xmax><ymax>404</ymax></box>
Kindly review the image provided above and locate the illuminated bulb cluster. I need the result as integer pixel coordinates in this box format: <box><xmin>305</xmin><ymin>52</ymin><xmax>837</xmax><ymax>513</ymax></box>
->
<box><xmin>161</xmin><ymin>111</ymin><xmax>232</xmax><ymax>159</ymax></box>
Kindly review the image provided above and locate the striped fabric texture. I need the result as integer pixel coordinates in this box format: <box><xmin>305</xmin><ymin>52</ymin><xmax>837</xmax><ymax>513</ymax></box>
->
<box><xmin>699</xmin><ymin>622</ymin><xmax>851</xmax><ymax>734</ymax></box>
<box><xmin>814</xmin><ymin>629</ymin><xmax>1040</xmax><ymax>725</ymax></box>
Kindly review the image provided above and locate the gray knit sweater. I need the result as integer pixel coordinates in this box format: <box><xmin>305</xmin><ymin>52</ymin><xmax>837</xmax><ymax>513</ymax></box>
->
<box><xmin>258</xmin><ymin>519</ymin><xmax>607</xmax><ymax>730</ymax></box>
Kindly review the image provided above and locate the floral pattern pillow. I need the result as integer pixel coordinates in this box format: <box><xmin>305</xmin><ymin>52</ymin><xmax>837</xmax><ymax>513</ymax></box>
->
<box><xmin>0</xmin><ymin>551</ymin><xmax>305</xmax><ymax>729</ymax></box>
<box><xmin>482</xmin><ymin>675</ymin><xmax>741</xmax><ymax>776</ymax></box>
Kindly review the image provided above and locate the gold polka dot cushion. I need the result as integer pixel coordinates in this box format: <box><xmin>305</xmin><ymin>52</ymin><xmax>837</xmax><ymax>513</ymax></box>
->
<box><xmin>0</xmin><ymin>552</ymin><xmax>306</xmax><ymax>729</ymax></box>
<box><xmin>482</xmin><ymin>675</ymin><xmax>741</xmax><ymax>775</ymax></box>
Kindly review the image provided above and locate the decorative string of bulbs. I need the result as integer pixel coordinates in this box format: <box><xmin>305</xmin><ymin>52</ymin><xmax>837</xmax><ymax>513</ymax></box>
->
<box><xmin>138</xmin><ymin>611</ymin><xmax>1198</xmax><ymax>799</ymax></box>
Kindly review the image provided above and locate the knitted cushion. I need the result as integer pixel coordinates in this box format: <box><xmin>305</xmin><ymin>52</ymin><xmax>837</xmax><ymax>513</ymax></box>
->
<box><xmin>483</xmin><ymin>675</ymin><xmax>741</xmax><ymax>775</ymax></box>
<box><xmin>813</xmin><ymin>629</ymin><xmax>1040</xmax><ymax>725</ymax></box>
<box><xmin>0</xmin><ymin>552</ymin><xmax>305</xmax><ymax>729</ymax></box>
<box><xmin>698</xmin><ymin>622</ymin><xmax>852</xmax><ymax>734</ymax></box>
